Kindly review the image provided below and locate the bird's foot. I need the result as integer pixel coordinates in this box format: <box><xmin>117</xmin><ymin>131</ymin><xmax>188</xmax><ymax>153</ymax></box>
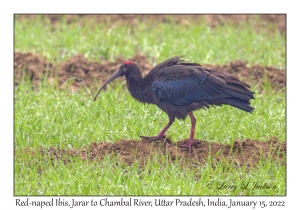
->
<box><xmin>178</xmin><ymin>139</ymin><xmax>201</xmax><ymax>152</ymax></box>
<box><xmin>139</xmin><ymin>135</ymin><xmax>170</xmax><ymax>143</ymax></box>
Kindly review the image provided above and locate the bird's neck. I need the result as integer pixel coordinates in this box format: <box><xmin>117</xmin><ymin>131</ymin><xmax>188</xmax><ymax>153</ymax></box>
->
<box><xmin>125</xmin><ymin>66</ymin><xmax>153</xmax><ymax>104</ymax></box>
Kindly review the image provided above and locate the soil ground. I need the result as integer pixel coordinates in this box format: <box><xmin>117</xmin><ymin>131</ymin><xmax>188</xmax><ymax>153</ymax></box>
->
<box><xmin>14</xmin><ymin>52</ymin><xmax>285</xmax><ymax>92</ymax></box>
<box><xmin>15</xmin><ymin>14</ymin><xmax>286</xmax><ymax>168</ymax></box>
<box><xmin>25</xmin><ymin>137</ymin><xmax>285</xmax><ymax>169</ymax></box>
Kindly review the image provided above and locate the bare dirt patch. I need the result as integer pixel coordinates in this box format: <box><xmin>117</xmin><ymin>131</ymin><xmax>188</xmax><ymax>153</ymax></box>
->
<box><xmin>30</xmin><ymin>137</ymin><xmax>285</xmax><ymax>169</ymax></box>
<box><xmin>14</xmin><ymin>52</ymin><xmax>57</xmax><ymax>87</ymax></box>
<box><xmin>14</xmin><ymin>52</ymin><xmax>285</xmax><ymax>92</ymax></box>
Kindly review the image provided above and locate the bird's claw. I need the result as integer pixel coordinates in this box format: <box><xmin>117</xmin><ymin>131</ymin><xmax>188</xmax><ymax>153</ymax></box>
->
<box><xmin>178</xmin><ymin>140</ymin><xmax>201</xmax><ymax>152</ymax></box>
<box><xmin>139</xmin><ymin>135</ymin><xmax>168</xmax><ymax>143</ymax></box>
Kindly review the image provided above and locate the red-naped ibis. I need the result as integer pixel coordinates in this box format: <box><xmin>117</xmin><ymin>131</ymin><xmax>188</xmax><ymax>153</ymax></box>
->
<box><xmin>94</xmin><ymin>56</ymin><xmax>255</xmax><ymax>152</ymax></box>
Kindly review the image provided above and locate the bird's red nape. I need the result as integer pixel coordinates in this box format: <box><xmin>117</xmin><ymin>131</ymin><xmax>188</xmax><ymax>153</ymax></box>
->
<box><xmin>123</xmin><ymin>61</ymin><xmax>133</xmax><ymax>65</ymax></box>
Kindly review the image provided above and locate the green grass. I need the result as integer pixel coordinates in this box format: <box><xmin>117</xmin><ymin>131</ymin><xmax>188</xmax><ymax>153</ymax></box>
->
<box><xmin>15</xmin><ymin>147</ymin><xmax>285</xmax><ymax>196</ymax></box>
<box><xmin>14</xmin><ymin>15</ymin><xmax>286</xmax><ymax>195</ymax></box>
<box><xmin>14</xmin><ymin>15</ymin><xmax>285</xmax><ymax>69</ymax></box>
<box><xmin>14</xmin><ymin>78</ymin><xmax>285</xmax><ymax>195</ymax></box>
<box><xmin>14</xmin><ymin>80</ymin><xmax>285</xmax><ymax>149</ymax></box>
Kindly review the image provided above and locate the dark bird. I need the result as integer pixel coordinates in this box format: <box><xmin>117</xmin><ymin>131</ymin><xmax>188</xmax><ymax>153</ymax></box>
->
<box><xmin>94</xmin><ymin>56</ymin><xmax>255</xmax><ymax>152</ymax></box>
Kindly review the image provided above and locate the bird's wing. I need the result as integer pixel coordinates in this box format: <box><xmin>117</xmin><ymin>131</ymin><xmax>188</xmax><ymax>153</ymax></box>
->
<box><xmin>152</xmin><ymin>66</ymin><xmax>228</xmax><ymax>106</ymax></box>
<box><xmin>145</xmin><ymin>56</ymin><xmax>200</xmax><ymax>78</ymax></box>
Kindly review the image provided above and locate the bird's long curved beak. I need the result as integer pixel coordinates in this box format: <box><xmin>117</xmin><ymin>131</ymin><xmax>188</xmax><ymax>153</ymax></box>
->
<box><xmin>94</xmin><ymin>69</ymin><xmax>124</xmax><ymax>101</ymax></box>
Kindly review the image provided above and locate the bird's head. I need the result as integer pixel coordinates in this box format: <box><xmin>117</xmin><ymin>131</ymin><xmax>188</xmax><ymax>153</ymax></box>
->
<box><xmin>94</xmin><ymin>61</ymin><xmax>134</xmax><ymax>101</ymax></box>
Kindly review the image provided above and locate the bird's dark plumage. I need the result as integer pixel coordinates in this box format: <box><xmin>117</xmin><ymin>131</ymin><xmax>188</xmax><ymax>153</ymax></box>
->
<box><xmin>94</xmin><ymin>56</ymin><xmax>255</xmax><ymax>152</ymax></box>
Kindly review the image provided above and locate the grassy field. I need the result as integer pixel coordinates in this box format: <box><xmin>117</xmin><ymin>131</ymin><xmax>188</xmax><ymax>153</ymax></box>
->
<box><xmin>14</xmin><ymin>15</ymin><xmax>286</xmax><ymax>195</ymax></box>
<box><xmin>14</xmin><ymin>15</ymin><xmax>285</xmax><ymax>68</ymax></box>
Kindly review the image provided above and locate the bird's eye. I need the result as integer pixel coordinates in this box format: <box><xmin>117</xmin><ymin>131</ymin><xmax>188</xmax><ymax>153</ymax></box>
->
<box><xmin>121</xmin><ymin>65</ymin><xmax>124</xmax><ymax>69</ymax></box>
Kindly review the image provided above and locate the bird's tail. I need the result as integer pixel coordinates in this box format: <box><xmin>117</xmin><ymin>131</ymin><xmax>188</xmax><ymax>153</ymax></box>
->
<box><xmin>222</xmin><ymin>83</ymin><xmax>255</xmax><ymax>113</ymax></box>
<box><xmin>223</xmin><ymin>97</ymin><xmax>254</xmax><ymax>113</ymax></box>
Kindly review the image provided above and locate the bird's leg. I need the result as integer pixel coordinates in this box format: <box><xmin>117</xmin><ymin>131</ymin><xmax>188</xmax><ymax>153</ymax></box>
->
<box><xmin>179</xmin><ymin>112</ymin><xmax>199</xmax><ymax>152</ymax></box>
<box><xmin>140</xmin><ymin>116</ymin><xmax>175</xmax><ymax>142</ymax></box>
